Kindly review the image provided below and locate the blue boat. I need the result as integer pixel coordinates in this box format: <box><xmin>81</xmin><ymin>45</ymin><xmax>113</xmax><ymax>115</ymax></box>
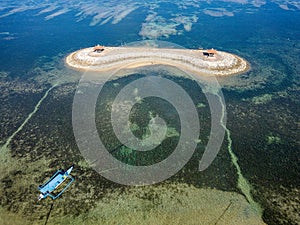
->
<box><xmin>38</xmin><ymin>166</ymin><xmax>75</xmax><ymax>200</ymax></box>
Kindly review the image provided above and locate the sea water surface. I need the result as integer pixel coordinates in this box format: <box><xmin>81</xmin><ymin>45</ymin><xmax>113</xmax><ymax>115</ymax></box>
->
<box><xmin>0</xmin><ymin>1</ymin><xmax>299</xmax><ymax>225</ymax></box>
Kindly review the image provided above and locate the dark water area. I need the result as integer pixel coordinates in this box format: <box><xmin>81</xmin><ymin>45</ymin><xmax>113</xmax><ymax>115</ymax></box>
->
<box><xmin>0</xmin><ymin>3</ymin><xmax>299</xmax><ymax>79</ymax></box>
<box><xmin>0</xmin><ymin>9</ymin><xmax>144</xmax><ymax>77</ymax></box>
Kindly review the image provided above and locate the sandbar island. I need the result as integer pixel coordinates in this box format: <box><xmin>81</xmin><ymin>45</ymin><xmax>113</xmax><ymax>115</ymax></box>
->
<box><xmin>66</xmin><ymin>45</ymin><xmax>249</xmax><ymax>76</ymax></box>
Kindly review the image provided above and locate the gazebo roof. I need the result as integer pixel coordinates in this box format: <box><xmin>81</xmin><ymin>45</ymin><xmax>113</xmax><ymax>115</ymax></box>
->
<box><xmin>94</xmin><ymin>45</ymin><xmax>105</xmax><ymax>50</ymax></box>
<box><xmin>206</xmin><ymin>49</ymin><xmax>217</xmax><ymax>54</ymax></box>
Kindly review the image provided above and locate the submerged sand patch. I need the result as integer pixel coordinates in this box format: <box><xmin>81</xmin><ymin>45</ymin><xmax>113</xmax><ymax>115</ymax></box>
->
<box><xmin>49</xmin><ymin>183</ymin><xmax>265</xmax><ymax>225</ymax></box>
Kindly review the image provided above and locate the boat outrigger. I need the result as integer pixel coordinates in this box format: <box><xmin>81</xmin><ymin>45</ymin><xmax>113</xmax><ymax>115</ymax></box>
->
<box><xmin>38</xmin><ymin>166</ymin><xmax>75</xmax><ymax>200</ymax></box>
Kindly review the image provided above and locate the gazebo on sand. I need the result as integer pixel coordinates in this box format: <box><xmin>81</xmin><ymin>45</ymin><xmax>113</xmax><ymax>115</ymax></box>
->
<box><xmin>93</xmin><ymin>45</ymin><xmax>105</xmax><ymax>53</ymax></box>
<box><xmin>203</xmin><ymin>49</ymin><xmax>217</xmax><ymax>57</ymax></box>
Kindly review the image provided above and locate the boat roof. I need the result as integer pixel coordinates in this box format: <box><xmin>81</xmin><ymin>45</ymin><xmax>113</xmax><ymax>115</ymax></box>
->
<box><xmin>39</xmin><ymin>171</ymin><xmax>67</xmax><ymax>194</ymax></box>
